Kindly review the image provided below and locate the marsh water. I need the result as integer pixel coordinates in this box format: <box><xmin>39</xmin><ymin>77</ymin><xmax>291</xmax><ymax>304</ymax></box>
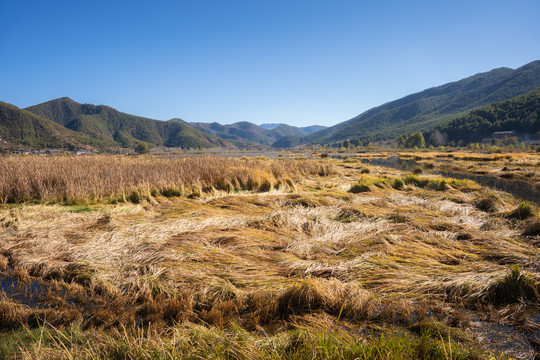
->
<box><xmin>359</xmin><ymin>156</ymin><xmax>540</xmax><ymax>204</ymax></box>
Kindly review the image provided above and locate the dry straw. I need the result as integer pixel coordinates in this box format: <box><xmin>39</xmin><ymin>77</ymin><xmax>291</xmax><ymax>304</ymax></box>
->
<box><xmin>0</xmin><ymin>155</ymin><xmax>334</xmax><ymax>204</ymax></box>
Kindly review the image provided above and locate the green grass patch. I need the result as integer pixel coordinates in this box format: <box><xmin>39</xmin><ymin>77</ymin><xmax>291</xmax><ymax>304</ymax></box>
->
<box><xmin>0</xmin><ymin>323</ymin><xmax>487</xmax><ymax>360</ymax></box>
<box><xmin>65</xmin><ymin>205</ymin><xmax>94</xmax><ymax>213</ymax></box>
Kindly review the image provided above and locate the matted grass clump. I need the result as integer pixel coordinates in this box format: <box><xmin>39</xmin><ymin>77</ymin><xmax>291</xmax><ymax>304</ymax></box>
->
<box><xmin>485</xmin><ymin>266</ymin><xmax>540</xmax><ymax>305</ymax></box>
<box><xmin>349</xmin><ymin>174</ymin><xmax>480</xmax><ymax>193</ymax></box>
<box><xmin>506</xmin><ymin>201</ymin><xmax>537</xmax><ymax>220</ymax></box>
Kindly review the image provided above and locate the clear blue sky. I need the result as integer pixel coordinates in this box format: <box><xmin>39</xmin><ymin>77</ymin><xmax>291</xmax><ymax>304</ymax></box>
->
<box><xmin>1</xmin><ymin>0</ymin><xmax>539</xmax><ymax>126</ymax></box>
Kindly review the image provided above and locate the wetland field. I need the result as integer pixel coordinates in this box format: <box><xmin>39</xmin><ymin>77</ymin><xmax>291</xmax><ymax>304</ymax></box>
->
<box><xmin>0</xmin><ymin>151</ymin><xmax>539</xmax><ymax>359</ymax></box>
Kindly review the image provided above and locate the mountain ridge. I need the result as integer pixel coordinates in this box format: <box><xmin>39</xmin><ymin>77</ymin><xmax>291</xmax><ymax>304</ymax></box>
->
<box><xmin>190</xmin><ymin>121</ymin><xmax>307</xmax><ymax>146</ymax></box>
<box><xmin>260</xmin><ymin>123</ymin><xmax>327</xmax><ymax>135</ymax></box>
<box><xmin>0</xmin><ymin>101</ymin><xmax>100</xmax><ymax>148</ymax></box>
<box><xmin>25</xmin><ymin>98</ymin><xmax>233</xmax><ymax>149</ymax></box>
<box><xmin>303</xmin><ymin>60</ymin><xmax>540</xmax><ymax>144</ymax></box>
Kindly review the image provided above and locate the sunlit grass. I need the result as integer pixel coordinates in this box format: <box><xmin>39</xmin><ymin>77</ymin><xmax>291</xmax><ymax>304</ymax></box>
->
<box><xmin>0</xmin><ymin>153</ymin><xmax>537</xmax><ymax>359</ymax></box>
<box><xmin>0</xmin><ymin>155</ymin><xmax>334</xmax><ymax>204</ymax></box>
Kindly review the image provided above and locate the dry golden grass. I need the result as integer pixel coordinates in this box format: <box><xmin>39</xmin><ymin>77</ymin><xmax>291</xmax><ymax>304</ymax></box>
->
<box><xmin>0</xmin><ymin>155</ymin><xmax>334</xmax><ymax>204</ymax></box>
<box><xmin>398</xmin><ymin>150</ymin><xmax>540</xmax><ymax>185</ymax></box>
<box><xmin>0</xmin><ymin>153</ymin><xmax>538</xmax><ymax>359</ymax></box>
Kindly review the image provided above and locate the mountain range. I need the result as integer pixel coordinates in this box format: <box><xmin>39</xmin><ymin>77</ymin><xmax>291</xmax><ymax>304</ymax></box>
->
<box><xmin>0</xmin><ymin>101</ymin><xmax>94</xmax><ymax>148</ymax></box>
<box><xmin>189</xmin><ymin>122</ymin><xmax>325</xmax><ymax>146</ymax></box>
<box><xmin>23</xmin><ymin>97</ymin><xmax>235</xmax><ymax>149</ymax></box>
<box><xmin>0</xmin><ymin>97</ymin><xmax>326</xmax><ymax>150</ymax></box>
<box><xmin>259</xmin><ymin>123</ymin><xmax>327</xmax><ymax>135</ymax></box>
<box><xmin>303</xmin><ymin>60</ymin><xmax>540</xmax><ymax>144</ymax></box>
<box><xmin>1</xmin><ymin>60</ymin><xmax>539</xmax><ymax>149</ymax></box>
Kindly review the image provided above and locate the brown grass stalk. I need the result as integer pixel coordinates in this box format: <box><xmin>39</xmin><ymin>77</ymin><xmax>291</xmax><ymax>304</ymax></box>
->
<box><xmin>0</xmin><ymin>155</ymin><xmax>334</xmax><ymax>204</ymax></box>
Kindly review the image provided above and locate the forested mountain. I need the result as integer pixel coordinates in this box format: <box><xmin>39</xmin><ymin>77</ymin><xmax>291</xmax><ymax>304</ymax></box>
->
<box><xmin>190</xmin><ymin>121</ymin><xmax>273</xmax><ymax>145</ymax></box>
<box><xmin>25</xmin><ymin>98</ymin><xmax>232</xmax><ymax>149</ymax></box>
<box><xmin>0</xmin><ymin>101</ymin><xmax>98</xmax><ymax>148</ymax></box>
<box><xmin>268</xmin><ymin>124</ymin><xmax>306</xmax><ymax>138</ymax></box>
<box><xmin>271</xmin><ymin>135</ymin><xmax>302</xmax><ymax>149</ymax></box>
<box><xmin>428</xmin><ymin>87</ymin><xmax>540</xmax><ymax>145</ymax></box>
<box><xmin>304</xmin><ymin>60</ymin><xmax>540</xmax><ymax>144</ymax></box>
<box><xmin>259</xmin><ymin>123</ymin><xmax>287</xmax><ymax>130</ymax></box>
<box><xmin>299</xmin><ymin>125</ymin><xmax>327</xmax><ymax>135</ymax></box>
<box><xmin>260</xmin><ymin>123</ymin><xmax>327</xmax><ymax>135</ymax></box>
<box><xmin>190</xmin><ymin>121</ymin><xmax>305</xmax><ymax>146</ymax></box>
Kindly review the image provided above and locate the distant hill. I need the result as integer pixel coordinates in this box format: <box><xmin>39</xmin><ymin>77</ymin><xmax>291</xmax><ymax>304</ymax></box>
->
<box><xmin>0</xmin><ymin>101</ymin><xmax>99</xmax><ymax>148</ymax></box>
<box><xmin>25</xmin><ymin>98</ymin><xmax>232</xmax><ymax>149</ymax></box>
<box><xmin>190</xmin><ymin>121</ymin><xmax>274</xmax><ymax>145</ymax></box>
<box><xmin>304</xmin><ymin>60</ymin><xmax>540</xmax><ymax>144</ymax></box>
<box><xmin>190</xmin><ymin>121</ymin><xmax>306</xmax><ymax>146</ymax></box>
<box><xmin>271</xmin><ymin>135</ymin><xmax>302</xmax><ymax>149</ymax></box>
<box><xmin>428</xmin><ymin>87</ymin><xmax>540</xmax><ymax>145</ymax></box>
<box><xmin>259</xmin><ymin>123</ymin><xmax>283</xmax><ymax>130</ymax></box>
<box><xmin>260</xmin><ymin>123</ymin><xmax>327</xmax><ymax>135</ymax></box>
<box><xmin>268</xmin><ymin>124</ymin><xmax>306</xmax><ymax>138</ymax></box>
<box><xmin>299</xmin><ymin>125</ymin><xmax>327</xmax><ymax>135</ymax></box>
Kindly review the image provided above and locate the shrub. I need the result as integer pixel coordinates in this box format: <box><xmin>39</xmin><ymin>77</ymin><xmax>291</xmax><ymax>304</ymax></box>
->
<box><xmin>134</xmin><ymin>141</ymin><xmax>149</xmax><ymax>154</ymax></box>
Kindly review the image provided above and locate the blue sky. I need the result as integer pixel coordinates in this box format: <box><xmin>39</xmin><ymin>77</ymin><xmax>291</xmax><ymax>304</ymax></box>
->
<box><xmin>1</xmin><ymin>1</ymin><xmax>539</xmax><ymax>126</ymax></box>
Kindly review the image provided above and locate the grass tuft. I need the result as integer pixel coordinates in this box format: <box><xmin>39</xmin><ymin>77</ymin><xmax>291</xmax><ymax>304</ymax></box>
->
<box><xmin>486</xmin><ymin>266</ymin><xmax>539</xmax><ymax>305</ymax></box>
<box><xmin>473</xmin><ymin>193</ymin><xmax>503</xmax><ymax>213</ymax></box>
<box><xmin>506</xmin><ymin>201</ymin><xmax>536</xmax><ymax>220</ymax></box>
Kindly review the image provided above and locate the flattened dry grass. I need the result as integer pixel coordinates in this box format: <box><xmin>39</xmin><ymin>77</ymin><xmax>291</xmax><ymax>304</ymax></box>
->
<box><xmin>349</xmin><ymin>174</ymin><xmax>481</xmax><ymax>194</ymax></box>
<box><xmin>398</xmin><ymin>150</ymin><xmax>540</xmax><ymax>185</ymax></box>
<box><xmin>0</xmin><ymin>155</ymin><xmax>538</xmax><ymax>359</ymax></box>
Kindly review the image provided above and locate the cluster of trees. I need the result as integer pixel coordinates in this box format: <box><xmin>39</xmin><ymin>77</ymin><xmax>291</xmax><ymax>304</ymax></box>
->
<box><xmin>134</xmin><ymin>141</ymin><xmax>149</xmax><ymax>154</ymax></box>
<box><xmin>428</xmin><ymin>88</ymin><xmax>540</xmax><ymax>145</ymax></box>
<box><xmin>398</xmin><ymin>132</ymin><xmax>425</xmax><ymax>148</ymax></box>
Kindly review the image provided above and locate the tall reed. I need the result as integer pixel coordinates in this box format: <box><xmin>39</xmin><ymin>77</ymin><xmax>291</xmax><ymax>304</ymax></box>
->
<box><xmin>0</xmin><ymin>155</ymin><xmax>334</xmax><ymax>204</ymax></box>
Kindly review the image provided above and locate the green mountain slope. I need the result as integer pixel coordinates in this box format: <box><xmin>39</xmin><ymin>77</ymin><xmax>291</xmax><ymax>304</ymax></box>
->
<box><xmin>299</xmin><ymin>125</ymin><xmax>327</xmax><ymax>135</ymax></box>
<box><xmin>267</xmin><ymin>124</ymin><xmax>305</xmax><ymax>139</ymax></box>
<box><xmin>0</xmin><ymin>101</ymin><xmax>98</xmax><ymax>148</ymax></box>
<box><xmin>190</xmin><ymin>121</ymin><xmax>274</xmax><ymax>145</ymax></box>
<box><xmin>25</xmin><ymin>98</ymin><xmax>232</xmax><ymax>149</ymax></box>
<box><xmin>428</xmin><ymin>87</ymin><xmax>540</xmax><ymax>145</ymax></box>
<box><xmin>271</xmin><ymin>135</ymin><xmax>302</xmax><ymax>149</ymax></box>
<box><xmin>190</xmin><ymin>121</ymin><xmax>305</xmax><ymax>146</ymax></box>
<box><xmin>260</xmin><ymin>123</ymin><xmax>327</xmax><ymax>135</ymax></box>
<box><xmin>304</xmin><ymin>60</ymin><xmax>540</xmax><ymax>144</ymax></box>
